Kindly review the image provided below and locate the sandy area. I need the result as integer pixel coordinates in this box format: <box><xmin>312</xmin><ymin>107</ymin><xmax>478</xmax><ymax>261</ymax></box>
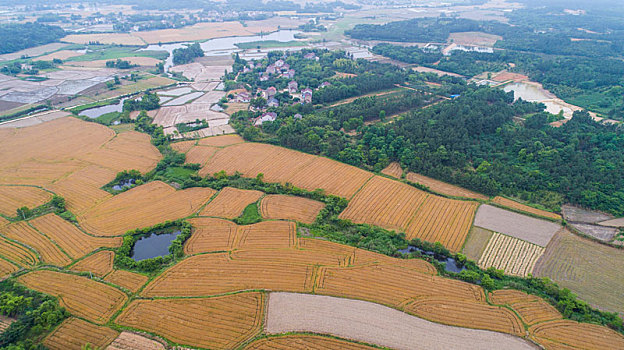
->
<box><xmin>474</xmin><ymin>205</ymin><xmax>561</xmax><ymax>247</ymax></box>
<box><xmin>134</xmin><ymin>21</ymin><xmax>279</xmax><ymax>44</ymax></box>
<box><xmin>266</xmin><ymin>293</ymin><xmax>537</xmax><ymax>350</ymax></box>
<box><xmin>569</xmin><ymin>223</ymin><xmax>618</xmax><ymax>241</ymax></box>
<box><xmin>171</xmin><ymin>63</ymin><xmax>231</xmax><ymax>81</ymax></box>
<box><xmin>62</xmin><ymin>33</ymin><xmax>146</xmax><ymax>46</ymax></box>
<box><xmin>448</xmin><ymin>32</ymin><xmax>502</xmax><ymax>47</ymax></box>
<box><xmin>598</xmin><ymin>217</ymin><xmax>624</xmax><ymax>227</ymax></box>
<box><xmin>413</xmin><ymin>66</ymin><xmax>464</xmax><ymax>77</ymax></box>
<box><xmin>561</xmin><ymin>204</ymin><xmax>613</xmax><ymax>223</ymax></box>
<box><xmin>0</xmin><ymin>43</ymin><xmax>68</xmax><ymax>61</ymax></box>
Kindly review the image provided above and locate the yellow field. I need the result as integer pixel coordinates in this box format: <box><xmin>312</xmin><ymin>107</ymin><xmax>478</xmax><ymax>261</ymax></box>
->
<box><xmin>0</xmin><ymin>186</ymin><xmax>51</xmax><ymax>216</ymax></box>
<box><xmin>492</xmin><ymin>196</ymin><xmax>561</xmax><ymax>220</ymax></box>
<box><xmin>478</xmin><ymin>232</ymin><xmax>544</xmax><ymax>277</ymax></box>
<box><xmin>47</xmin><ymin>165</ymin><xmax>116</xmax><ymax>214</ymax></box>
<box><xmin>107</xmin><ymin>331</ymin><xmax>166</xmax><ymax>350</ymax></box>
<box><xmin>19</xmin><ymin>270</ymin><xmax>127</xmax><ymax>323</ymax></box>
<box><xmin>44</xmin><ymin>317</ymin><xmax>118</xmax><ymax>350</ymax></box>
<box><xmin>184</xmin><ymin>145</ymin><xmax>218</xmax><ymax>166</ymax></box>
<box><xmin>236</xmin><ymin>221</ymin><xmax>297</xmax><ymax>250</ymax></box>
<box><xmin>78</xmin><ymin>181</ymin><xmax>215</xmax><ymax>236</ymax></box>
<box><xmin>30</xmin><ymin>213</ymin><xmax>121</xmax><ymax>259</ymax></box>
<box><xmin>529</xmin><ymin>320</ymin><xmax>624</xmax><ymax>349</ymax></box>
<box><xmin>2</xmin><ymin>222</ymin><xmax>71</xmax><ymax>266</ymax></box>
<box><xmin>259</xmin><ymin>195</ymin><xmax>325</xmax><ymax>224</ymax></box>
<box><xmin>62</xmin><ymin>33</ymin><xmax>146</xmax><ymax>45</ymax></box>
<box><xmin>185</xmin><ymin>217</ymin><xmax>237</xmax><ymax>254</ymax></box>
<box><xmin>244</xmin><ymin>335</ymin><xmax>378</xmax><ymax>349</ymax></box>
<box><xmin>115</xmin><ymin>293</ymin><xmax>265</xmax><ymax>349</ymax></box>
<box><xmin>197</xmin><ymin>134</ymin><xmax>244</xmax><ymax>147</ymax></box>
<box><xmin>380</xmin><ymin>162</ymin><xmax>403</xmax><ymax>178</ymax></box>
<box><xmin>490</xmin><ymin>290</ymin><xmax>562</xmax><ymax>326</ymax></box>
<box><xmin>0</xmin><ymin>259</ymin><xmax>19</xmax><ymax>279</ymax></box>
<box><xmin>135</xmin><ymin>21</ymin><xmax>278</xmax><ymax>44</ymax></box>
<box><xmin>199</xmin><ymin>187</ymin><xmax>263</xmax><ymax>219</ymax></box>
<box><xmin>406</xmin><ymin>172</ymin><xmax>488</xmax><ymax>200</ymax></box>
<box><xmin>104</xmin><ymin>270</ymin><xmax>149</xmax><ymax>293</ymax></box>
<box><xmin>70</xmin><ymin>250</ymin><xmax>114</xmax><ymax>277</ymax></box>
<box><xmin>171</xmin><ymin>140</ymin><xmax>196</xmax><ymax>153</ymax></box>
<box><xmin>0</xmin><ymin>235</ymin><xmax>38</xmax><ymax>267</ymax></box>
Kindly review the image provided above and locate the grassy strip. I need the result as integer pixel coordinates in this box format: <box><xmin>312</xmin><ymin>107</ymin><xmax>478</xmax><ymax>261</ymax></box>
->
<box><xmin>233</xmin><ymin>202</ymin><xmax>262</xmax><ymax>225</ymax></box>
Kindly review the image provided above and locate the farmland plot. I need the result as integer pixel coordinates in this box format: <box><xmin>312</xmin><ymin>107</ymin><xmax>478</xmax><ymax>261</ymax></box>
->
<box><xmin>170</xmin><ymin>140</ymin><xmax>196</xmax><ymax>153</ymax></box>
<box><xmin>199</xmin><ymin>187</ymin><xmax>263</xmax><ymax>219</ymax></box>
<box><xmin>0</xmin><ymin>235</ymin><xmax>38</xmax><ymax>267</ymax></box>
<box><xmin>244</xmin><ymin>335</ymin><xmax>378</xmax><ymax>350</ymax></box>
<box><xmin>184</xmin><ymin>145</ymin><xmax>217</xmax><ymax>166</ymax></box>
<box><xmin>115</xmin><ymin>293</ymin><xmax>264</xmax><ymax>349</ymax></box>
<box><xmin>533</xmin><ymin>229</ymin><xmax>624</xmax><ymax>315</ymax></box>
<box><xmin>474</xmin><ymin>205</ymin><xmax>561</xmax><ymax>247</ymax></box>
<box><xmin>107</xmin><ymin>331</ymin><xmax>166</xmax><ymax>350</ymax></box>
<box><xmin>78</xmin><ymin>181</ymin><xmax>215</xmax><ymax>236</ymax></box>
<box><xmin>19</xmin><ymin>270</ymin><xmax>127</xmax><ymax>323</ymax></box>
<box><xmin>265</xmin><ymin>293</ymin><xmax>535</xmax><ymax>350</ymax></box>
<box><xmin>381</xmin><ymin>162</ymin><xmax>403</xmax><ymax>178</ymax></box>
<box><xmin>44</xmin><ymin>317</ymin><xmax>119</xmax><ymax>350</ymax></box>
<box><xmin>197</xmin><ymin>134</ymin><xmax>244</xmax><ymax>147</ymax></box>
<box><xmin>489</xmin><ymin>290</ymin><xmax>562</xmax><ymax>326</ymax></box>
<box><xmin>30</xmin><ymin>213</ymin><xmax>121</xmax><ymax>258</ymax></box>
<box><xmin>529</xmin><ymin>320</ymin><xmax>624</xmax><ymax>350</ymax></box>
<box><xmin>70</xmin><ymin>250</ymin><xmax>114</xmax><ymax>277</ymax></box>
<box><xmin>0</xmin><ymin>259</ymin><xmax>18</xmax><ymax>279</ymax></box>
<box><xmin>47</xmin><ymin>165</ymin><xmax>115</xmax><ymax>214</ymax></box>
<box><xmin>235</xmin><ymin>221</ymin><xmax>297</xmax><ymax>250</ymax></box>
<box><xmin>184</xmin><ymin>218</ymin><xmax>238</xmax><ymax>254</ymax></box>
<box><xmin>2</xmin><ymin>222</ymin><xmax>71</xmax><ymax>266</ymax></box>
<box><xmin>104</xmin><ymin>270</ymin><xmax>149</xmax><ymax>293</ymax></box>
<box><xmin>259</xmin><ymin>195</ymin><xmax>325</xmax><ymax>224</ymax></box>
<box><xmin>462</xmin><ymin>227</ymin><xmax>493</xmax><ymax>262</ymax></box>
<box><xmin>0</xmin><ymin>185</ymin><xmax>51</xmax><ymax>216</ymax></box>
<box><xmin>492</xmin><ymin>197</ymin><xmax>561</xmax><ymax>220</ymax></box>
<box><xmin>406</xmin><ymin>172</ymin><xmax>488</xmax><ymax>200</ymax></box>
<box><xmin>478</xmin><ymin>232</ymin><xmax>544</xmax><ymax>277</ymax></box>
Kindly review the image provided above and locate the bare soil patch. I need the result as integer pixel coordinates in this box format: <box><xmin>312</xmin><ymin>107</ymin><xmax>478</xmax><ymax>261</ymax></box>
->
<box><xmin>462</xmin><ymin>226</ymin><xmax>493</xmax><ymax>262</ymax></box>
<box><xmin>448</xmin><ymin>31</ymin><xmax>502</xmax><ymax>47</ymax></box>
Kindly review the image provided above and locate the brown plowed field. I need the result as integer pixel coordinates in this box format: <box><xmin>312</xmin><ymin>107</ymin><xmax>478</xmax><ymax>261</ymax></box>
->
<box><xmin>406</xmin><ymin>172</ymin><xmax>488</xmax><ymax>200</ymax></box>
<box><xmin>43</xmin><ymin>317</ymin><xmax>118</xmax><ymax>350</ymax></box>
<box><xmin>492</xmin><ymin>197</ymin><xmax>561</xmax><ymax>220</ymax></box>
<box><xmin>184</xmin><ymin>145</ymin><xmax>218</xmax><ymax>166</ymax></box>
<box><xmin>104</xmin><ymin>270</ymin><xmax>149</xmax><ymax>293</ymax></box>
<box><xmin>141</xmin><ymin>253</ymin><xmax>313</xmax><ymax>297</ymax></box>
<box><xmin>107</xmin><ymin>331</ymin><xmax>166</xmax><ymax>350</ymax></box>
<box><xmin>0</xmin><ymin>259</ymin><xmax>18</xmax><ymax>279</ymax></box>
<box><xmin>170</xmin><ymin>140</ymin><xmax>196</xmax><ymax>153</ymax></box>
<box><xmin>0</xmin><ymin>186</ymin><xmax>51</xmax><ymax>216</ymax></box>
<box><xmin>259</xmin><ymin>195</ymin><xmax>325</xmax><ymax>224</ymax></box>
<box><xmin>405</xmin><ymin>196</ymin><xmax>478</xmax><ymax>252</ymax></box>
<box><xmin>199</xmin><ymin>187</ymin><xmax>263</xmax><ymax>219</ymax></box>
<box><xmin>3</xmin><ymin>222</ymin><xmax>71</xmax><ymax>266</ymax></box>
<box><xmin>78</xmin><ymin>181</ymin><xmax>215</xmax><ymax>236</ymax></box>
<box><xmin>70</xmin><ymin>250</ymin><xmax>114</xmax><ymax>277</ymax></box>
<box><xmin>244</xmin><ymin>335</ymin><xmax>378</xmax><ymax>349</ymax></box>
<box><xmin>197</xmin><ymin>134</ymin><xmax>244</xmax><ymax>147</ymax></box>
<box><xmin>489</xmin><ymin>290</ymin><xmax>562</xmax><ymax>326</ymax></box>
<box><xmin>315</xmin><ymin>264</ymin><xmax>484</xmax><ymax>308</ymax></box>
<box><xmin>0</xmin><ymin>235</ymin><xmax>38</xmax><ymax>267</ymax></box>
<box><xmin>199</xmin><ymin>142</ymin><xmax>372</xmax><ymax>198</ymax></box>
<box><xmin>405</xmin><ymin>298</ymin><xmax>524</xmax><ymax>336</ymax></box>
<box><xmin>185</xmin><ymin>217</ymin><xmax>237</xmax><ymax>254</ymax></box>
<box><xmin>19</xmin><ymin>270</ymin><xmax>127</xmax><ymax>323</ymax></box>
<box><xmin>340</xmin><ymin>176</ymin><xmax>428</xmax><ymax>232</ymax></box>
<box><xmin>115</xmin><ymin>293</ymin><xmax>264</xmax><ymax>349</ymax></box>
<box><xmin>30</xmin><ymin>214</ymin><xmax>121</xmax><ymax>259</ymax></box>
<box><xmin>529</xmin><ymin>320</ymin><xmax>624</xmax><ymax>349</ymax></box>
<box><xmin>381</xmin><ymin>162</ymin><xmax>403</xmax><ymax>178</ymax></box>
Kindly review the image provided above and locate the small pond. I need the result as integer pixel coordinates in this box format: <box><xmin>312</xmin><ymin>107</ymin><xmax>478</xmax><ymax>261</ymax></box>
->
<box><xmin>112</xmin><ymin>179</ymin><xmax>134</xmax><ymax>191</ymax></box>
<box><xmin>131</xmin><ymin>230</ymin><xmax>181</xmax><ymax>261</ymax></box>
<box><xmin>79</xmin><ymin>98</ymin><xmax>127</xmax><ymax>119</ymax></box>
<box><xmin>398</xmin><ymin>245</ymin><xmax>466</xmax><ymax>273</ymax></box>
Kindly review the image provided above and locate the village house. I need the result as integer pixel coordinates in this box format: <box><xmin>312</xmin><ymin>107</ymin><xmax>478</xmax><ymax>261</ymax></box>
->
<box><xmin>288</xmin><ymin>81</ymin><xmax>298</xmax><ymax>94</ymax></box>
<box><xmin>275</xmin><ymin>59</ymin><xmax>285</xmax><ymax>68</ymax></box>
<box><xmin>304</xmin><ymin>52</ymin><xmax>317</xmax><ymax>60</ymax></box>
<box><xmin>294</xmin><ymin>113</ymin><xmax>303</xmax><ymax>120</ymax></box>
<box><xmin>236</xmin><ymin>91</ymin><xmax>251</xmax><ymax>103</ymax></box>
<box><xmin>283</xmin><ymin>69</ymin><xmax>295</xmax><ymax>79</ymax></box>
<box><xmin>281</xmin><ymin>63</ymin><xmax>290</xmax><ymax>71</ymax></box>
<box><xmin>254</xmin><ymin>112</ymin><xmax>277</xmax><ymax>126</ymax></box>
<box><xmin>261</xmin><ymin>86</ymin><xmax>277</xmax><ymax>99</ymax></box>
<box><xmin>267</xmin><ymin>97</ymin><xmax>280</xmax><ymax>107</ymax></box>
<box><xmin>319</xmin><ymin>81</ymin><xmax>331</xmax><ymax>89</ymax></box>
<box><xmin>259</xmin><ymin>73</ymin><xmax>269</xmax><ymax>82</ymax></box>
<box><xmin>266</xmin><ymin>65</ymin><xmax>277</xmax><ymax>74</ymax></box>
<box><xmin>302</xmin><ymin>88</ymin><xmax>313</xmax><ymax>103</ymax></box>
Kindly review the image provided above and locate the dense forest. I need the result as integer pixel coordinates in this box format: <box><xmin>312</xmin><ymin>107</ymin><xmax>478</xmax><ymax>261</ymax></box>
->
<box><xmin>172</xmin><ymin>42</ymin><xmax>204</xmax><ymax>65</ymax></box>
<box><xmin>0</xmin><ymin>23</ymin><xmax>65</xmax><ymax>54</ymax></box>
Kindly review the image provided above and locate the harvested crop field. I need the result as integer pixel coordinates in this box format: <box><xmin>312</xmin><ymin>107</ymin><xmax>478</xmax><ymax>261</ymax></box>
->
<box><xmin>462</xmin><ymin>226</ymin><xmax>493</xmax><ymax>261</ymax></box>
<box><xmin>199</xmin><ymin>187</ymin><xmax>262</xmax><ymax>219</ymax></box>
<box><xmin>197</xmin><ymin>134</ymin><xmax>244</xmax><ymax>147</ymax></box>
<box><xmin>0</xmin><ymin>235</ymin><xmax>38</xmax><ymax>267</ymax></box>
<box><xmin>0</xmin><ymin>259</ymin><xmax>18</xmax><ymax>279</ymax></box>
<box><xmin>78</xmin><ymin>181</ymin><xmax>215</xmax><ymax>236</ymax></box>
<box><xmin>44</xmin><ymin>317</ymin><xmax>118</xmax><ymax>350</ymax></box>
<box><xmin>70</xmin><ymin>250</ymin><xmax>114</xmax><ymax>277</ymax></box>
<box><xmin>533</xmin><ymin>228</ymin><xmax>624</xmax><ymax>315</ymax></box>
<box><xmin>492</xmin><ymin>197</ymin><xmax>560</xmax><ymax>220</ymax></box>
<box><xmin>62</xmin><ymin>33</ymin><xmax>146</xmax><ymax>45</ymax></box>
<box><xmin>19</xmin><ymin>270</ymin><xmax>127</xmax><ymax>323</ymax></box>
<box><xmin>407</xmin><ymin>172</ymin><xmax>488</xmax><ymax>200</ymax></box>
<box><xmin>244</xmin><ymin>335</ymin><xmax>378</xmax><ymax>349</ymax></box>
<box><xmin>259</xmin><ymin>195</ymin><xmax>325</xmax><ymax>224</ymax></box>
<box><xmin>0</xmin><ymin>185</ymin><xmax>51</xmax><ymax>216</ymax></box>
<box><xmin>185</xmin><ymin>217</ymin><xmax>237</xmax><ymax>254</ymax></box>
<box><xmin>478</xmin><ymin>232</ymin><xmax>544</xmax><ymax>277</ymax></box>
<box><xmin>34</xmin><ymin>50</ymin><xmax>84</xmax><ymax>61</ymax></box>
<box><xmin>170</xmin><ymin>140</ymin><xmax>196</xmax><ymax>153</ymax></box>
<box><xmin>404</xmin><ymin>298</ymin><xmax>524</xmax><ymax>336</ymax></box>
<box><xmin>405</xmin><ymin>196</ymin><xmax>478</xmax><ymax>252</ymax></box>
<box><xmin>134</xmin><ymin>21</ymin><xmax>278</xmax><ymax>44</ymax></box>
<box><xmin>115</xmin><ymin>293</ymin><xmax>265</xmax><ymax>349</ymax></box>
<box><xmin>47</xmin><ymin>165</ymin><xmax>115</xmax><ymax>214</ymax></box>
<box><xmin>30</xmin><ymin>213</ymin><xmax>121</xmax><ymax>258</ymax></box>
<box><xmin>381</xmin><ymin>162</ymin><xmax>403</xmax><ymax>178</ymax></box>
<box><xmin>448</xmin><ymin>31</ymin><xmax>502</xmax><ymax>47</ymax></box>
<box><xmin>2</xmin><ymin>222</ymin><xmax>71</xmax><ymax>266</ymax></box>
<box><xmin>569</xmin><ymin>222</ymin><xmax>618</xmax><ymax>241</ymax></box>
<box><xmin>107</xmin><ymin>331</ymin><xmax>166</xmax><ymax>350</ymax></box>
<box><xmin>489</xmin><ymin>290</ymin><xmax>562</xmax><ymax>326</ymax></box>
<box><xmin>104</xmin><ymin>269</ymin><xmax>149</xmax><ymax>293</ymax></box>
<box><xmin>529</xmin><ymin>320</ymin><xmax>624</xmax><ymax>350</ymax></box>
<box><xmin>474</xmin><ymin>205</ymin><xmax>561</xmax><ymax>247</ymax></box>
<box><xmin>265</xmin><ymin>293</ymin><xmax>536</xmax><ymax>350</ymax></box>
<box><xmin>184</xmin><ymin>145</ymin><xmax>218</xmax><ymax>166</ymax></box>
<box><xmin>199</xmin><ymin>142</ymin><xmax>372</xmax><ymax>198</ymax></box>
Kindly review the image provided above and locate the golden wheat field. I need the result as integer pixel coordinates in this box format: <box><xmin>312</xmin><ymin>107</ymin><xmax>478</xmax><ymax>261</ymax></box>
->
<box><xmin>381</xmin><ymin>162</ymin><xmax>404</xmax><ymax>178</ymax></box>
<box><xmin>244</xmin><ymin>335</ymin><xmax>378</xmax><ymax>350</ymax></box>
<box><xmin>2</xmin><ymin>222</ymin><xmax>71</xmax><ymax>266</ymax></box>
<box><xmin>259</xmin><ymin>195</ymin><xmax>325</xmax><ymax>224</ymax></box>
<box><xmin>406</xmin><ymin>172</ymin><xmax>488</xmax><ymax>200</ymax></box>
<box><xmin>78</xmin><ymin>181</ymin><xmax>215</xmax><ymax>236</ymax></box>
<box><xmin>170</xmin><ymin>140</ymin><xmax>197</xmax><ymax>153</ymax></box>
<box><xmin>199</xmin><ymin>187</ymin><xmax>263</xmax><ymax>219</ymax></box>
<box><xmin>47</xmin><ymin>165</ymin><xmax>115</xmax><ymax>214</ymax></box>
<box><xmin>0</xmin><ymin>259</ymin><xmax>19</xmax><ymax>279</ymax></box>
<box><xmin>115</xmin><ymin>293</ymin><xmax>265</xmax><ymax>349</ymax></box>
<box><xmin>30</xmin><ymin>213</ymin><xmax>122</xmax><ymax>259</ymax></box>
<box><xmin>70</xmin><ymin>250</ymin><xmax>114</xmax><ymax>277</ymax></box>
<box><xmin>107</xmin><ymin>331</ymin><xmax>166</xmax><ymax>350</ymax></box>
<box><xmin>0</xmin><ymin>186</ymin><xmax>51</xmax><ymax>216</ymax></box>
<box><xmin>529</xmin><ymin>320</ymin><xmax>624</xmax><ymax>349</ymax></box>
<box><xmin>104</xmin><ymin>269</ymin><xmax>149</xmax><ymax>293</ymax></box>
<box><xmin>0</xmin><ymin>235</ymin><xmax>38</xmax><ymax>267</ymax></box>
<box><xmin>184</xmin><ymin>217</ymin><xmax>238</xmax><ymax>254</ymax></box>
<box><xmin>489</xmin><ymin>290</ymin><xmax>562</xmax><ymax>326</ymax></box>
<box><xmin>197</xmin><ymin>134</ymin><xmax>244</xmax><ymax>147</ymax></box>
<box><xmin>19</xmin><ymin>270</ymin><xmax>127</xmax><ymax>323</ymax></box>
<box><xmin>43</xmin><ymin>317</ymin><xmax>119</xmax><ymax>350</ymax></box>
<box><xmin>477</xmin><ymin>232</ymin><xmax>544</xmax><ymax>277</ymax></box>
<box><xmin>492</xmin><ymin>196</ymin><xmax>561</xmax><ymax>220</ymax></box>
<box><xmin>183</xmin><ymin>145</ymin><xmax>218</xmax><ymax>166</ymax></box>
